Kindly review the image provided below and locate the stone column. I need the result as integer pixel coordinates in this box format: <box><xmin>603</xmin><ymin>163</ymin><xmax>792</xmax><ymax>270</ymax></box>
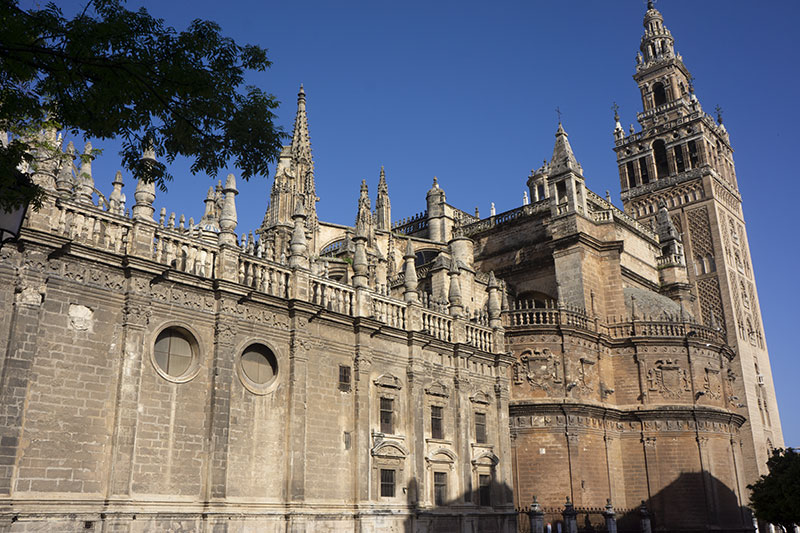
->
<box><xmin>207</xmin><ymin>313</ymin><xmax>237</xmax><ymax>499</ymax></box>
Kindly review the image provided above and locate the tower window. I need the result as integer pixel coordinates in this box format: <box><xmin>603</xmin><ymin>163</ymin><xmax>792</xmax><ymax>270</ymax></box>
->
<box><xmin>653</xmin><ymin>82</ymin><xmax>667</xmax><ymax>107</ymax></box>
<box><xmin>653</xmin><ymin>140</ymin><xmax>669</xmax><ymax>179</ymax></box>
<box><xmin>626</xmin><ymin>161</ymin><xmax>637</xmax><ymax>188</ymax></box>
<box><xmin>687</xmin><ymin>140</ymin><xmax>699</xmax><ymax>168</ymax></box>
<box><xmin>639</xmin><ymin>158</ymin><xmax>650</xmax><ymax>184</ymax></box>
<box><xmin>479</xmin><ymin>474</ymin><xmax>492</xmax><ymax>506</ymax></box>
<box><xmin>674</xmin><ymin>145</ymin><xmax>686</xmax><ymax>173</ymax></box>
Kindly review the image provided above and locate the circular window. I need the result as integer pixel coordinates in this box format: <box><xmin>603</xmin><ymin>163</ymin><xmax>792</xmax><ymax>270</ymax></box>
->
<box><xmin>154</xmin><ymin>327</ymin><xmax>196</xmax><ymax>379</ymax></box>
<box><xmin>240</xmin><ymin>344</ymin><xmax>278</xmax><ymax>387</ymax></box>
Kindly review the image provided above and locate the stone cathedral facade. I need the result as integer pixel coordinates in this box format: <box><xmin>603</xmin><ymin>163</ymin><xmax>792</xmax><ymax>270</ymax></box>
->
<box><xmin>0</xmin><ymin>4</ymin><xmax>783</xmax><ymax>532</ymax></box>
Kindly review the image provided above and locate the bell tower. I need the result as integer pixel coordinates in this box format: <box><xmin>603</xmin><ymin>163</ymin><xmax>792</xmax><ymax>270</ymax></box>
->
<box><xmin>613</xmin><ymin>1</ymin><xmax>783</xmax><ymax>484</ymax></box>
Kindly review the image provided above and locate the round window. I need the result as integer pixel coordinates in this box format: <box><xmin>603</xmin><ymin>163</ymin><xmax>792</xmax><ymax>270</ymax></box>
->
<box><xmin>241</xmin><ymin>344</ymin><xmax>278</xmax><ymax>386</ymax></box>
<box><xmin>154</xmin><ymin>327</ymin><xmax>195</xmax><ymax>378</ymax></box>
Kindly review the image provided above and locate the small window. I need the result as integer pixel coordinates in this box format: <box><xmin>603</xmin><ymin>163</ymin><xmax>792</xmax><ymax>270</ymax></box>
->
<box><xmin>653</xmin><ymin>140</ymin><xmax>669</xmax><ymax>179</ymax></box>
<box><xmin>475</xmin><ymin>412</ymin><xmax>487</xmax><ymax>444</ymax></box>
<box><xmin>653</xmin><ymin>82</ymin><xmax>667</xmax><ymax>107</ymax></box>
<box><xmin>434</xmin><ymin>472</ymin><xmax>447</xmax><ymax>506</ymax></box>
<box><xmin>431</xmin><ymin>406</ymin><xmax>444</xmax><ymax>440</ymax></box>
<box><xmin>380</xmin><ymin>397</ymin><xmax>394</xmax><ymax>434</ymax></box>
<box><xmin>536</xmin><ymin>184</ymin><xmax>545</xmax><ymax>200</ymax></box>
<box><xmin>626</xmin><ymin>161</ymin><xmax>637</xmax><ymax>188</ymax></box>
<box><xmin>380</xmin><ymin>469</ymin><xmax>395</xmax><ymax>497</ymax></box>
<box><xmin>687</xmin><ymin>140</ymin><xmax>699</xmax><ymax>168</ymax></box>
<box><xmin>154</xmin><ymin>327</ymin><xmax>195</xmax><ymax>378</ymax></box>
<box><xmin>339</xmin><ymin>365</ymin><xmax>351</xmax><ymax>392</ymax></box>
<box><xmin>479</xmin><ymin>474</ymin><xmax>491</xmax><ymax>506</ymax></box>
<box><xmin>674</xmin><ymin>145</ymin><xmax>686</xmax><ymax>173</ymax></box>
<box><xmin>241</xmin><ymin>344</ymin><xmax>278</xmax><ymax>385</ymax></box>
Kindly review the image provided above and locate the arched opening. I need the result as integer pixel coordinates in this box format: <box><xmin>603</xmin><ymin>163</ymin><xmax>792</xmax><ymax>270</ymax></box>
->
<box><xmin>653</xmin><ymin>139</ymin><xmax>669</xmax><ymax>179</ymax></box>
<box><xmin>653</xmin><ymin>82</ymin><xmax>667</xmax><ymax>107</ymax></box>
<box><xmin>626</xmin><ymin>161</ymin><xmax>637</xmax><ymax>188</ymax></box>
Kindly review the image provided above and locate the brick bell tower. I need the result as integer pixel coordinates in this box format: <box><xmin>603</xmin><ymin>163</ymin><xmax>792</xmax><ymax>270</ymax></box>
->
<box><xmin>613</xmin><ymin>1</ymin><xmax>783</xmax><ymax>484</ymax></box>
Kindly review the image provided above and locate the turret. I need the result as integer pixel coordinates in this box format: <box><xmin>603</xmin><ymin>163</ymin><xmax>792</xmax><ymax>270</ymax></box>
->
<box><xmin>426</xmin><ymin>177</ymin><xmax>446</xmax><ymax>242</ymax></box>
<box><xmin>403</xmin><ymin>239</ymin><xmax>418</xmax><ymax>303</ymax></box>
<box><xmin>289</xmin><ymin>201</ymin><xmax>309</xmax><ymax>270</ymax></box>
<box><xmin>547</xmin><ymin>124</ymin><xmax>587</xmax><ymax>217</ymax></box>
<box><xmin>218</xmin><ymin>173</ymin><xmax>238</xmax><ymax>246</ymax></box>
<box><xmin>76</xmin><ymin>142</ymin><xmax>94</xmax><ymax>203</ymax></box>
<box><xmin>199</xmin><ymin>186</ymin><xmax>220</xmax><ymax>232</ymax></box>
<box><xmin>108</xmin><ymin>171</ymin><xmax>125</xmax><ymax>215</ymax></box>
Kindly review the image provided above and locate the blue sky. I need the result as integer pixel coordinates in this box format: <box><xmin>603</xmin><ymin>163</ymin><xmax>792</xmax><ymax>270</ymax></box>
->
<box><xmin>54</xmin><ymin>1</ymin><xmax>799</xmax><ymax>446</ymax></box>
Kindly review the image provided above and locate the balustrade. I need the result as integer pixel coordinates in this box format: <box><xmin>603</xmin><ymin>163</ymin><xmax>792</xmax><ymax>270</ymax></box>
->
<box><xmin>152</xmin><ymin>228</ymin><xmax>216</xmax><ymax>277</ymax></box>
<box><xmin>53</xmin><ymin>199</ymin><xmax>130</xmax><ymax>254</ymax></box>
<box><xmin>238</xmin><ymin>254</ymin><xmax>292</xmax><ymax>298</ymax></box>
<box><xmin>310</xmin><ymin>276</ymin><xmax>355</xmax><ymax>316</ymax></box>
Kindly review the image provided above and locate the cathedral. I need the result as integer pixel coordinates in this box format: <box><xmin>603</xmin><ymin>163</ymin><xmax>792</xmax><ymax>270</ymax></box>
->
<box><xmin>0</xmin><ymin>3</ymin><xmax>783</xmax><ymax>532</ymax></box>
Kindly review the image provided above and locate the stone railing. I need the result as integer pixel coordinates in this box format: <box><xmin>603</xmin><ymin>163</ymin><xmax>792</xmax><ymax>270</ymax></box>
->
<box><xmin>52</xmin><ymin>198</ymin><xmax>131</xmax><ymax>254</ymax></box>
<box><xmin>656</xmin><ymin>253</ymin><xmax>684</xmax><ymax>267</ymax></box>
<box><xmin>505</xmin><ymin>305</ymin><xmax>725</xmax><ymax>344</ymax></box>
<box><xmin>310</xmin><ymin>276</ymin><xmax>355</xmax><ymax>316</ymax></box>
<box><xmin>371</xmin><ymin>293</ymin><xmax>407</xmax><ymax>329</ymax></box>
<box><xmin>461</xmin><ymin>200</ymin><xmax>549</xmax><ymax>237</ymax></box>
<box><xmin>152</xmin><ymin>226</ymin><xmax>217</xmax><ymax>277</ymax></box>
<box><xmin>465</xmin><ymin>323</ymin><xmax>493</xmax><ymax>352</ymax></box>
<box><xmin>392</xmin><ymin>211</ymin><xmax>428</xmax><ymax>235</ymax></box>
<box><xmin>585</xmin><ymin>189</ymin><xmax>657</xmax><ymax>241</ymax></box>
<box><xmin>238</xmin><ymin>254</ymin><xmax>292</xmax><ymax>298</ymax></box>
<box><xmin>421</xmin><ymin>308</ymin><xmax>453</xmax><ymax>343</ymax></box>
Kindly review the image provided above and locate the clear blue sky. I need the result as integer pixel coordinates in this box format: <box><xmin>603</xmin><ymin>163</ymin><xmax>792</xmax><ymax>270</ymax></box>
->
<box><xmin>55</xmin><ymin>1</ymin><xmax>799</xmax><ymax>447</ymax></box>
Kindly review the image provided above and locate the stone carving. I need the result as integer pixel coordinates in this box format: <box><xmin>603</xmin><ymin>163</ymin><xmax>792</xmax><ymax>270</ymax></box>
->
<box><xmin>68</xmin><ymin>304</ymin><xmax>93</xmax><ymax>331</ymax></box>
<box><xmin>647</xmin><ymin>359</ymin><xmax>690</xmax><ymax>399</ymax></box>
<box><xmin>469</xmin><ymin>390</ymin><xmax>491</xmax><ymax>405</ymax></box>
<box><xmin>425</xmin><ymin>381</ymin><xmax>449</xmax><ymax>398</ymax></box>
<box><xmin>512</xmin><ymin>348</ymin><xmax>563</xmax><ymax>391</ymax></box>
<box><xmin>123</xmin><ymin>302</ymin><xmax>151</xmax><ymax>327</ymax></box>
<box><xmin>703</xmin><ymin>367</ymin><xmax>722</xmax><ymax>400</ymax></box>
<box><xmin>374</xmin><ymin>373</ymin><xmax>402</xmax><ymax>390</ymax></box>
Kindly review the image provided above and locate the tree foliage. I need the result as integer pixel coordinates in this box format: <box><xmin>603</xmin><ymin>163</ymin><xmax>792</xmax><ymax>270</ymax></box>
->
<box><xmin>0</xmin><ymin>0</ymin><xmax>285</xmax><ymax>211</ymax></box>
<box><xmin>748</xmin><ymin>448</ymin><xmax>800</xmax><ymax>529</ymax></box>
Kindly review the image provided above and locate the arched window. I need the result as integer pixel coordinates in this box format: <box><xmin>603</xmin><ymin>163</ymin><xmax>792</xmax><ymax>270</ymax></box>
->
<box><xmin>653</xmin><ymin>82</ymin><xmax>667</xmax><ymax>107</ymax></box>
<box><xmin>626</xmin><ymin>161</ymin><xmax>637</xmax><ymax>189</ymax></box>
<box><xmin>653</xmin><ymin>140</ymin><xmax>669</xmax><ymax>179</ymax></box>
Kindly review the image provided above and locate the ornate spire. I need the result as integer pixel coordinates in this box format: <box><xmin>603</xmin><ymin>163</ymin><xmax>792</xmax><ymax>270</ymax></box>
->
<box><xmin>76</xmin><ymin>141</ymin><xmax>94</xmax><ymax>203</ymax></box>
<box><xmin>289</xmin><ymin>201</ymin><xmax>309</xmax><ymax>269</ymax></box>
<box><xmin>132</xmin><ymin>145</ymin><xmax>156</xmax><ymax>220</ymax></box>
<box><xmin>199</xmin><ymin>186</ymin><xmax>220</xmax><ymax>232</ymax></box>
<box><xmin>355</xmin><ymin>179</ymin><xmax>373</xmax><ymax>241</ymax></box>
<box><xmin>108</xmin><ymin>171</ymin><xmax>125</xmax><ymax>215</ymax></box>
<box><xmin>403</xmin><ymin>239</ymin><xmax>418</xmax><ymax>303</ymax></box>
<box><xmin>376</xmin><ymin>166</ymin><xmax>391</xmax><ymax>230</ymax></box>
<box><xmin>55</xmin><ymin>141</ymin><xmax>75</xmax><ymax>196</ymax></box>
<box><xmin>638</xmin><ymin>0</ymin><xmax>676</xmax><ymax>69</ymax></box>
<box><xmin>549</xmin><ymin>123</ymin><xmax>582</xmax><ymax>177</ymax></box>
<box><xmin>291</xmin><ymin>84</ymin><xmax>311</xmax><ymax>163</ymax></box>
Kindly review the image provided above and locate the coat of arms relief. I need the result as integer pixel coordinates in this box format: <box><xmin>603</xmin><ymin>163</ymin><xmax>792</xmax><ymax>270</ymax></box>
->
<box><xmin>647</xmin><ymin>358</ymin><xmax>691</xmax><ymax>399</ymax></box>
<box><xmin>513</xmin><ymin>348</ymin><xmax>563</xmax><ymax>391</ymax></box>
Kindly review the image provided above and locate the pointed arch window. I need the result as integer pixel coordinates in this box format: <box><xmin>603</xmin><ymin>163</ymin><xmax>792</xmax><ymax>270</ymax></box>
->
<box><xmin>653</xmin><ymin>82</ymin><xmax>667</xmax><ymax>107</ymax></box>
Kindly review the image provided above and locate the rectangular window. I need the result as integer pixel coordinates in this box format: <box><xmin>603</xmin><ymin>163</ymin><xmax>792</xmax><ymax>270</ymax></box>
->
<box><xmin>380</xmin><ymin>469</ymin><xmax>395</xmax><ymax>497</ymax></box>
<box><xmin>537</xmin><ymin>184</ymin><xmax>545</xmax><ymax>200</ymax></box>
<box><xmin>338</xmin><ymin>365</ymin><xmax>351</xmax><ymax>392</ymax></box>
<box><xmin>674</xmin><ymin>145</ymin><xmax>686</xmax><ymax>173</ymax></box>
<box><xmin>639</xmin><ymin>157</ymin><xmax>650</xmax><ymax>184</ymax></box>
<box><xmin>479</xmin><ymin>474</ymin><xmax>491</xmax><ymax>506</ymax></box>
<box><xmin>475</xmin><ymin>412</ymin><xmax>487</xmax><ymax>444</ymax></box>
<box><xmin>434</xmin><ymin>472</ymin><xmax>447</xmax><ymax>506</ymax></box>
<box><xmin>431</xmin><ymin>406</ymin><xmax>443</xmax><ymax>440</ymax></box>
<box><xmin>380</xmin><ymin>397</ymin><xmax>394</xmax><ymax>434</ymax></box>
<box><xmin>687</xmin><ymin>140</ymin><xmax>699</xmax><ymax>168</ymax></box>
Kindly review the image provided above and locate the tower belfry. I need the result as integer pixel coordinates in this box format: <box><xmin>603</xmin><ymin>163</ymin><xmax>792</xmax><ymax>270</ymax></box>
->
<box><xmin>614</xmin><ymin>2</ymin><xmax>783</xmax><ymax>483</ymax></box>
<box><xmin>259</xmin><ymin>85</ymin><xmax>319</xmax><ymax>255</ymax></box>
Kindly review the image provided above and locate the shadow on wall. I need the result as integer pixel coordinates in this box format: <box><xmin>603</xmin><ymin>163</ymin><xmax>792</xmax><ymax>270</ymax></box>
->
<box><xmin>515</xmin><ymin>472</ymin><xmax>753</xmax><ymax>533</ymax></box>
<box><xmin>401</xmin><ymin>477</ymin><xmax>518</xmax><ymax>533</ymax></box>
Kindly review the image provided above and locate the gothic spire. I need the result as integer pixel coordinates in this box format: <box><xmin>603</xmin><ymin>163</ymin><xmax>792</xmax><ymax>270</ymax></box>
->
<box><xmin>638</xmin><ymin>1</ymin><xmax>676</xmax><ymax>68</ymax></box>
<box><xmin>549</xmin><ymin>123</ymin><xmax>582</xmax><ymax>177</ymax></box>
<box><xmin>376</xmin><ymin>166</ymin><xmax>391</xmax><ymax>230</ymax></box>
<box><xmin>290</xmin><ymin>84</ymin><xmax>312</xmax><ymax>163</ymax></box>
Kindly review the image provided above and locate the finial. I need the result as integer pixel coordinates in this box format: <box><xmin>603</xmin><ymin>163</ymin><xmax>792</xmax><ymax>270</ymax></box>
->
<box><xmin>612</xmin><ymin>102</ymin><xmax>620</xmax><ymax>122</ymax></box>
<box><xmin>606</xmin><ymin>190</ymin><xmax>611</xmax><ymax>202</ymax></box>
<box><xmin>433</xmin><ymin>176</ymin><xmax>438</xmax><ymax>188</ymax></box>
<box><xmin>647</xmin><ymin>0</ymin><xmax>655</xmax><ymax>9</ymax></box>
<box><xmin>715</xmin><ymin>105</ymin><xmax>724</xmax><ymax>124</ymax></box>
<box><xmin>490</xmin><ymin>202</ymin><xmax>496</xmax><ymax>216</ymax></box>
<box><xmin>523</xmin><ymin>191</ymin><xmax>529</xmax><ymax>206</ymax></box>
<box><xmin>556</xmin><ymin>106</ymin><xmax>562</xmax><ymax>124</ymax></box>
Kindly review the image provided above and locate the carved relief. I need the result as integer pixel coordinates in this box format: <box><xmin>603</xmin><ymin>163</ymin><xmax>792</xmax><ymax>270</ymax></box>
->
<box><xmin>703</xmin><ymin>367</ymin><xmax>722</xmax><ymax>400</ymax></box>
<box><xmin>512</xmin><ymin>348</ymin><xmax>562</xmax><ymax>391</ymax></box>
<box><xmin>647</xmin><ymin>358</ymin><xmax>691</xmax><ymax>399</ymax></box>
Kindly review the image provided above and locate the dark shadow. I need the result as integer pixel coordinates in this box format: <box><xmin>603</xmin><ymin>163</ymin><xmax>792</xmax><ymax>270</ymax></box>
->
<box><xmin>402</xmin><ymin>476</ymin><xmax>518</xmax><ymax>533</ymax></box>
<box><xmin>511</xmin><ymin>472</ymin><xmax>753</xmax><ymax>533</ymax></box>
